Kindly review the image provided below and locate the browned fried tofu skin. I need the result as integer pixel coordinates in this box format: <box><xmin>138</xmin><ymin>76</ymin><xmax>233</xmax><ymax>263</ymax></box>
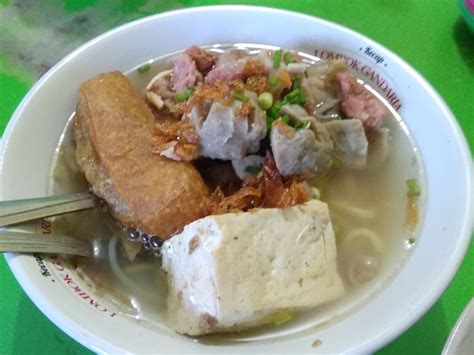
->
<box><xmin>74</xmin><ymin>71</ymin><xmax>209</xmax><ymax>239</ymax></box>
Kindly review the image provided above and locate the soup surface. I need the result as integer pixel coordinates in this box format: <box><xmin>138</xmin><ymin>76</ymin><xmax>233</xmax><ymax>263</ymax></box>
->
<box><xmin>49</xmin><ymin>44</ymin><xmax>424</xmax><ymax>341</ymax></box>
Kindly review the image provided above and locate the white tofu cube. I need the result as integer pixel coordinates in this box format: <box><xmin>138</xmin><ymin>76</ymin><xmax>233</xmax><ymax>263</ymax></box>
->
<box><xmin>161</xmin><ymin>200</ymin><xmax>344</xmax><ymax>335</ymax></box>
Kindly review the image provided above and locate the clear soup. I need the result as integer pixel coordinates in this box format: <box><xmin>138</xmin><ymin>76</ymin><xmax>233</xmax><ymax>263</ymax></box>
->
<box><xmin>49</xmin><ymin>44</ymin><xmax>424</xmax><ymax>342</ymax></box>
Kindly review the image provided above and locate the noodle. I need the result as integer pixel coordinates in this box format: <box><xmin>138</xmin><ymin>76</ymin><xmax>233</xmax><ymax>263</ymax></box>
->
<box><xmin>146</xmin><ymin>69</ymin><xmax>173</xmax><ymax>90</ymax></box>
<box><xmin>342</xmin><ymin>228</ymin><xmax>383</xmax><ymax>254</ymax></box>
<box><xmin>108</xmin><ymin>237</ymin><xmax>159</xmax><ymax>304</ymax></box>
<box><xmin>330</xmin><ymin>201</ymin><xmax>376</xmax><ymax>220</ymax></box>
<box><xmin>341</xmin><ymin>228</ymin><xmax>383</xmax><ymax>287</ymax></box>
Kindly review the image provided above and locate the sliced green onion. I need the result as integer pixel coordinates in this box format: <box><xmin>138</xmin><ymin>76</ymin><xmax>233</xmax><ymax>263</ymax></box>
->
<box><xmin>273</xmin><ymin>49</ymin><xmax>282</xmax><ymax>69</ymax></box>
<box><xmin>266</xmin><ymin>100</ymin><xmax>284</xmax><ymax>130</ymax></box>
<box><xmin>282</xmin><ymin>115</ymin><xmax>291</xmax><ymax>124</ymax></box>
<box><xmin>311</xmin><ymin>187</ymin><xmax>321</xmax><ymax>199</ymax></box>
<box><xmin>282</xmin><ymin>88</ymin><xmax>306</xmax><ymax>105</ymax></box>
<box><xmin>282</xmin><ymin>89</ymin><xmax>300</xmax><ymax>104</ymax></box>
<box><xmin>234</xmin><ymin>91</ymin><xmax>249</xmax><ymax>102</ymax></box>
<box><xmin>137</xmin><ymin>63</ymin><xmax>151</xmax><ymax>73</ymax></box>
<box><xmin>266</xmin><ymin>100</ymin><xmax>283</xmax><ymax>120</ymax></box>
<box><xmin>294</xmin><ymin>121</ymin><xmax>304</xmax><ymax>129</ymax></box>
<box><xmin>268</xmin><ymin>75</ymin><xmax>278</xmax><ymax>87</ymax></box>
<box><xmin>292</xmin><ymin>76</ymin><xmax>302</xmax><ymax>90</ymax></box>
<box><xmin>245</xmin><ymin>165</ymin><xmax>262</xmax><ymax>175</ymax></box>
<box><xmin>294</xmin><ymin>120</ymin><xmax>310</xmax><ymax>130</ymax></box>
<box><xmin>175</xmin><ymin>91</ymin><xmax>189</xmax><ymax>102</ymax></box>
<box><xmin>274</xmin><ymin>100</ymin><xmax>283</xmax><ymax>112</ymax></box>
<box><xmin>331</xmin><ymin>155</ymin><xmax>341</xmax><ymax>169</ymax></box>
<box><xmin>184</xmin><ymin>86</ymin><xmax>195</xmax><ymax>96</ymax></box>
<box><xmin>298</xmin><ymin>89</ymin><xmax>307</xmax><ymax>105</ymax></box>
<box><xmin>406</xmin><ymin>179</ymin><xmax>421</xmax><ymax>197</ymax></box>
<box><xmin>175</xmin><ymin>86</ymin><xmax>195</xmax><ymax>102</ymax></box>
<box><xmin>408</xmin><ymin>238</ymin><xmax>416</xmax><ymax>245</ymax></box>
<box><xmin>284</xmin><ymin>52</ymin><xmax>295</xmax><ymax>65</ymax></box>
<box><xmin>267</xmin><ymin>107</ymin><xmax>279</xmax><ymax>120</ymax></box>
<box><xmin>266</xmin><ymin>115</ymin><xmax>275</xmax><ymax>130</ymax></box>
<box><xmin>257</xmin><ymin>92</ymin><xmax>273</xmax><ymax>110</ymax></box>
<box><xmin>268</xmin><ymin>309</ymin><xmax>293</xmax><ymax>326</ymax></box>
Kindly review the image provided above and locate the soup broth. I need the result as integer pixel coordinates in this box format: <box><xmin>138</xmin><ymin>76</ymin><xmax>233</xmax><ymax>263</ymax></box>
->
<box><xmin>49</xmin><ymin>44</ymin><xmax>424</xmax><ymax>341</ymax></box>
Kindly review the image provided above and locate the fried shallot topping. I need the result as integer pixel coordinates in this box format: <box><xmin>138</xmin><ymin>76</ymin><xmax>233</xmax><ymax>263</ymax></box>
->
<box><xmin>173</xmin><ymin>78</ymin><xmax>258</xmax><ymax>119</ymax></box>
<box><xmin>152</xmin><ymin>119</ymin><xmax>200</xmax><ymax>162</ymax></box>
<box><xmin>209</xmin><ymin>153</ymin><xmax>310</xmax><ymax>215</ymax></box>
<box><xmin>277</xmin><ymin>69</ymin><xmax>292</xmax><ymax>87</ymax></box>
<box><xmin>260</xmin><ymin>153</ymin><xmax>310</xmax><ymax>208</ymax></box>
<box><xmin>210</xmin><ymin>185</ymin><xmax>263</xmax><ymax>215</ymax></box>
<box><xmin>245</xmin><ymin>75</ymin><xmax>270</xmax><ymax>94</ymax></box>
<box><xmin>238</xmin><ymin>100</ymin><xmax>253</xmax><ymax>117</ymax></box>
<box><xmin>272</xmin><ymin>117</ymin><xmax>295</xmax><ymax>138</ymax></box>
<box><xmin>242</xmin><ymin>58</ymin><xmax>267</xmax><ymax>78</ymax></box>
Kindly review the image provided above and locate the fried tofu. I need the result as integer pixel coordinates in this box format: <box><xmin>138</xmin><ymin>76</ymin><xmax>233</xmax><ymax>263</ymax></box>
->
<box><xmin>74</xmin><ymin>71</ymin><xmax>209</xmax><ymax>238</ymax></box>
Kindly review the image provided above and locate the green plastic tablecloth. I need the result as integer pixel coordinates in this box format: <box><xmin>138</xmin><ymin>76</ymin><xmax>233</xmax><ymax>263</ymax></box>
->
<box><xmin>0</xmin><ymin>1</ymin><xmax>472</xmax><ymax>354</ymax></box>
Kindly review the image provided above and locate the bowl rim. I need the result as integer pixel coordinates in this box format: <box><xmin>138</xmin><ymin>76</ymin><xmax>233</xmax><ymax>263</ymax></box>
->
<box><xmin>1</xmin><ymin>4</ymin><xmax>473</xmax><ymax>354</ymax></box>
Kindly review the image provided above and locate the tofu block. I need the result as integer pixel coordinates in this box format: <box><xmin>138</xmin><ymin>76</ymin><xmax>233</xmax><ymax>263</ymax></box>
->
<box><xmin>161</xmin><ymin>200</ymin><xmax>344</xmax><ymax>336</ymax></box>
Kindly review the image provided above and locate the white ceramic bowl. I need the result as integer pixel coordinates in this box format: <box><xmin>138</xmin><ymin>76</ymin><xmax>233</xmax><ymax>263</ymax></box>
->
<box><xmin>1</xmin><ymin>6</ymin><xmax>472</xmax><ymax>354</ymax></box>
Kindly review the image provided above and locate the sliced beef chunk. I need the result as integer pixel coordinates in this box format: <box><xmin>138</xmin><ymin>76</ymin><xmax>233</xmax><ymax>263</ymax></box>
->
<box><xmin>171</xmin><ymin>53</ymin><xmax>202</xmax><ymax>92</ymax></box>
<box><xmin>205</xmin><ymin>49</ymin><xmax>249</xmax><ymax>84</ymax></box>
<box><xmin>336</xmin><ymin>72</ymin><xmax>388</xmax><ymax>130</ymax></box>
<box><xmin>185</xmin><ymin>46</ymin><xmax>216</xmax><ymax>73</ymax></box>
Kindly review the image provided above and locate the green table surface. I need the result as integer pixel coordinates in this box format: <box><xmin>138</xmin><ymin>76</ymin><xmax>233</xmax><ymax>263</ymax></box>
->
<box><xmin>0</xmin><ymin>1</ymin><xmax>473</xmax><ymax>354</ymax></box>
